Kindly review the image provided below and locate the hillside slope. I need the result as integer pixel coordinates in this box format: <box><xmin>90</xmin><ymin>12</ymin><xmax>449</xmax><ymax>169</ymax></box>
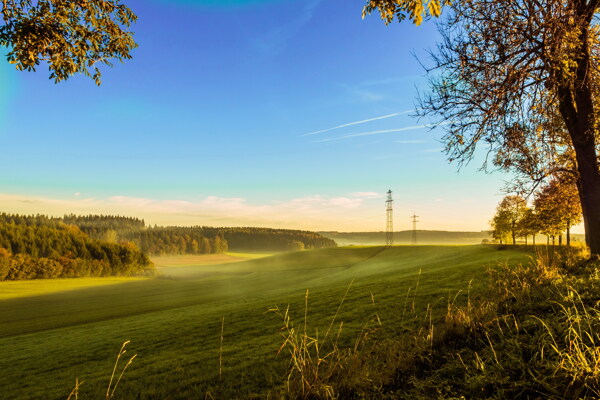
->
<box><xmin>0</xmin><ymin>245</ymin><xmax>532</xmax><ymax>399</ymax></box>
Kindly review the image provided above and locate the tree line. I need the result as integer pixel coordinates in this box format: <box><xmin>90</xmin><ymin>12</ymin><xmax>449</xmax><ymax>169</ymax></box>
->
<box><xmin>58</xmin><ymin>215</ymin><xmax>336</xmax><ymax>253</ymax></box>
<box><xmin>198</xmin><ymin>227</ymin><xmax>337</xmax><ymax>252</ymax></box>
<box><xmin>0</xmin><ymin>214</ymin><xmax>336</xmax><ymax>257</ymax></box>
<box><xmin>0</xmin><ymin>214</ymin><xmax>153</xmax><ymax>281</ymax></box>
<box><xmin>491</xmin><ymin>177</ymin><xmax>582</xmax><ymax>246</ymax></box>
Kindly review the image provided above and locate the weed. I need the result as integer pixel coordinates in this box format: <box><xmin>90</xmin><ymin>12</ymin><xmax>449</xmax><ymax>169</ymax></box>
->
<box><xmin>66</xmin><ymin>341</ymin><xmax>136</xmax><ymax>400</ymax></box>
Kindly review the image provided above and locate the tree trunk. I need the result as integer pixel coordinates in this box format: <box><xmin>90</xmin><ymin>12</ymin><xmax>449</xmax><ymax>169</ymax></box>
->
<box><xmin>559</xmin><ymin>235</ymin><xmax>562</xmax><ymax>246</ymax></box>
<box><xmin>525</xmin><ymin>236</ymin><xmax>528</xmax><ymax>245</ymax></box>
<box><xmin>552</xmin><ymin>236</ymin><xmax>555</xmax><ymax>246</ymax></box>
<box><xmin>567</xmin><ymin>223</ymin><xmax>571</xmax><ymax>247</ymax></box>
<box><xmin>532</xmin><ymin>235</ymin><xmax>536</xmax><ymax>246</ymax></box>
<box><xmin>556</xmin><ymin>22</ymin><xmax>600</xmax><ymax>256</ymax></box>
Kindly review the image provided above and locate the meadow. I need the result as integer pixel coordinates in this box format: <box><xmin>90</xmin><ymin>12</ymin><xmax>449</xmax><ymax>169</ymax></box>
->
<box><xmin>0</xmin><ymin>245</ymin><xmax>533</xmax><ymax>399</ymax></box>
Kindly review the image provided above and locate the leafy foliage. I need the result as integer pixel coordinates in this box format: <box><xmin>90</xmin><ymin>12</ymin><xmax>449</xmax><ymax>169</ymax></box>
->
<box><xmin>362</xmin><ymin>0</ymin><xmax>448</xmax><ymax>25</ymax></box>
<box><xmin>491</xmin><ymin>195</ymin><xmax>527</xmax><ymax>245</ymax></box>
<box><xmin>534</xmin><ymin>178</ymin><xmax>582</xmax><ymax>240</ymax></box>
<box><xmin>0</xmin><ymin>0</ymin><xmax>137</xmax><ymax>84</ymax></box>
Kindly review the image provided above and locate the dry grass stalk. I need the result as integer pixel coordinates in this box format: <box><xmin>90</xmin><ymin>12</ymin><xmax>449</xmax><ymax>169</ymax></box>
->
<box><xmin>106</xmin><ymin>341</ymin><xmax>137</xmax><ymax>399</ymax></box>
<box><xmin>66</xmin><ymin>378</ymin><xmax>83</xmax><ymax>400</ymax></box>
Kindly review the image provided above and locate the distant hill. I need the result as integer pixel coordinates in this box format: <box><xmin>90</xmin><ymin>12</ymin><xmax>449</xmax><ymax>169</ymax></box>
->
<box><xmin>320</xmin><ymin>230</ymin><xmax>492</xmax><ymax>245</ymax></box>
<box><xmin>320</xmin><ymin>230</ymin><xmax>587</xmax><ymax>246</ymax></box>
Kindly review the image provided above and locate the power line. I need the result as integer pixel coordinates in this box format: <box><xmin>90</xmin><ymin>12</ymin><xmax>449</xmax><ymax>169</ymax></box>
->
<box><xmin>386</xmin><ymin>190</ymin><xmax>393</xmax><ymax>246</ymax></box>
<box><xmin>411</xmin><ymin>213</ymin><xmax>419</xmax><ymax>245</ymax></box>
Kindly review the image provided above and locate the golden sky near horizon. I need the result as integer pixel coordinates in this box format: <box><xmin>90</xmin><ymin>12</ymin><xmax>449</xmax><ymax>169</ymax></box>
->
<box><xmin>0</xmin><ymin>192</ymin><xmax>585</xmax><ymax>234</ymax></box>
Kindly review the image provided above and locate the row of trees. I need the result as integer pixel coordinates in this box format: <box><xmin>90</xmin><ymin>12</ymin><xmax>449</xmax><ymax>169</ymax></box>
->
<box><xmin>57</xmin><ymin>215</ymin><xmax>337</xmax><ymax>253</ymax></box>
<box><xmin>122</xmin><ymin>228</ymin><xmax>228</xmax><ymax>256</ymax></box>
<box><xmin>198</xmin><ymin>227</ymin><xmax>337</xmax><ymax>252</ymax></box>
<box><xmin>492</xmin><ymin>178</ymin><xmax>582</xmax><ymax>246</ymax></box>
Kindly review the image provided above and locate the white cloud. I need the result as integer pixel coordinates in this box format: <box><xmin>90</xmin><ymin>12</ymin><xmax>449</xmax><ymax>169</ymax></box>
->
<box><xmin>313</xmin><ymin>124</ymin><xmax>434</xmax><ymax>143</ymax></box>
<box><xmin>301</xmin><ymin>111</ymin><xmax>411</xmax><ymax>137</ymax></box>
<box><xmin>351</xmin><ymin>192</ymin><xmax>384</xmax><ymax>199</ymax></box>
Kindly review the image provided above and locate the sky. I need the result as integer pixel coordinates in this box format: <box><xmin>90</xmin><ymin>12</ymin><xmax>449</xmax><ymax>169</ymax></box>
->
<box><xmin>0</xmin><ymin>0</ymin><xmax>546</xmax><ymax>232</ymax></box>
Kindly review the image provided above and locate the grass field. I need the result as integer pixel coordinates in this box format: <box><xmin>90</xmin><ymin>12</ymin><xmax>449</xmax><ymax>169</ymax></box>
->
<box><xmin>0</xmin><ymin>245</ymin><xmax>533</xmax><ymax>399</ymax></box>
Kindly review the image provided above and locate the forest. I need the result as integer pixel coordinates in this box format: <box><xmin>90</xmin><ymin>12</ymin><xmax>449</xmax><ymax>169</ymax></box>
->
<box><xmin>0</xmin><ymin>213</ymin><xmax>337</xmax><ymax>280</ymax></box>
<box><xmin>62</xmin><ymin>215</ymin><xmax>337</xmax><ymax>253</ymax></box>
<box><xmin>0</xmin><ymin>214</ymin><xmax>153</xmax><ymax>280</ymax></box>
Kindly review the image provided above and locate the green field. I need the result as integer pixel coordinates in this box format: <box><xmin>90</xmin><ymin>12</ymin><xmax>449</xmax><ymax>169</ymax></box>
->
<box><xmin>0</xmin><ymin>245</ymin><xmax>533</xmax><ymax>399</ymax></box>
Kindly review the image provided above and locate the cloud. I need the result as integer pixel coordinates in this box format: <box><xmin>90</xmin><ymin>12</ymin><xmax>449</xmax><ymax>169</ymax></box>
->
<box><xmin>0</xmin><ymin>190</ymin><xmax>514</xmax><ymax>232</ymax></box>
<box><xmin>0</xmin><ymin>192</ymin><xmax>375</xmax><ymax>231</ymax></box>
<box><xmin>301</xmin><ymin>110</ymin><xmax>412</xmax><ymax>137</ymax></box>
<box><xmin>312</xmin><ymin>124</ymin><xmax>434</xmax><ymax>143</ymax></box>
<box><xmin>351</xmin><ymin>192</ymin><xmax>384</xmax><ymax>199</ymax></box>
<box><xmin>312</xmin><ymin>121</ymin><xmax>452</xmax><ymax>143</ymax></box>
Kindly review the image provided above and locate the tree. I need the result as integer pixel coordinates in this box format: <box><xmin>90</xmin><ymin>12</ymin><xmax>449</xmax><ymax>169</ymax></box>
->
<box><xmin>1</xmin><ymin>0</ymin><xmax>137</xmax><ymax>85</ymax></box>
<box><xmin>492</xmin><ymin>196</ymin><xmax>527</xmax><ymax>245</ymax></box>
<box><xmin>518</xmin><ymin>208</ymin><xmax>541</xmax><ymax>245</ymax></box>
<box><xmin>491</xmin><ymin>210</ymin><xmax>511</xmax><ymax>245</ymax></box>
<box><xmin>286</xmin><ymin>240</ymin><xmax>305</xmax><ymax>251</ymax></box>
<box><xmin>365</xmin><ymin>0</ymin><xmax>600</xmax><ymax>256</ymax></box>
<box><xmin>534</xmin><ymin>178</ymin><xmax>582</xmax><ymax>246</ymax></box>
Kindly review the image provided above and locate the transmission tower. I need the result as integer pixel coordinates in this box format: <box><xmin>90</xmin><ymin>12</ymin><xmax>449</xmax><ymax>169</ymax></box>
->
<box><xmin>386</xmin><ymin>190</ymin><xmax>394</xmax><ymax>246</ymax></box>
<box><xmin>411</xmin><ymin>213</ymin><xmax>419</xmax><ymax>245</ymax></box>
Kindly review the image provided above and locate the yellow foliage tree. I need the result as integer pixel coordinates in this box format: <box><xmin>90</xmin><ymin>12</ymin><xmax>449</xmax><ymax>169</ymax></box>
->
<box><xmin>1</xmin><ymin>0</ymin><xmax>137</xmax><ymax>84</ymax></box>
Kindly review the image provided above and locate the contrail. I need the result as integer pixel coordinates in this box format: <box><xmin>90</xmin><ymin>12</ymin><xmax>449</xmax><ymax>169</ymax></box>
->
<box><xmin>301</xmin><ymin>110</ymin><xmax>412</xmax><ymax>137</ymax></box>
<box><xmin>311</xmin><ymin>123</ymin><xmax>442</xmax><ymax>143</ymax></box>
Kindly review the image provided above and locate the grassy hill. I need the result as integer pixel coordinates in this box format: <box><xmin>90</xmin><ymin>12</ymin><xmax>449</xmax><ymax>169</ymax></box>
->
<box><xmin>0</xmin><ymin>245</ymin><xmax>533</xmax><ymax>399</ymax></box>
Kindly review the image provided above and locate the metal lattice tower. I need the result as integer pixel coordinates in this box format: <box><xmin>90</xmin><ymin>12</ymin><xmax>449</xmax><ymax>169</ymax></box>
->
<box><xmin>386</xmin><ymin>190</ymin><xmax>393</xmax><ymax>246</ymax></box>
<box><xmin>411</xmin><ymin>213</ymin><xmax>419</xmax><ymax>245</ymax></box>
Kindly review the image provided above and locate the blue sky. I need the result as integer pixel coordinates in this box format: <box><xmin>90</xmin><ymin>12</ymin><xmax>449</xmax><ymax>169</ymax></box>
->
<box><xmin>0</xmin><ymin>0</ymin><xmax>528</xmax><ymax>232</ymax></box>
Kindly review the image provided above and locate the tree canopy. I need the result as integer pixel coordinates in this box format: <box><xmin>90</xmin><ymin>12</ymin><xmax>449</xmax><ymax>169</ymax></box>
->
<box><xmin>534</xmin><ymin>178</ymin><xmax>582</xmax><ymax>245</ymax></box>
<box><xmin>363</xmin><ymin>0</ymin><xmax>448</xmax><ymax>25</ymax></box>
<box><xmin>491</xmin><ymin>195</ymin><xmax>527</xmax><ymax>245</ymax></box>
<box><xmin>1</xmin><ymin>0</ymin><xmax>137</xmax><ymax>84</ymax></box>
<box><xmin>365</xmin><ymin>0</ymin><xmax>600</xmax><ymax>255</ymax></box>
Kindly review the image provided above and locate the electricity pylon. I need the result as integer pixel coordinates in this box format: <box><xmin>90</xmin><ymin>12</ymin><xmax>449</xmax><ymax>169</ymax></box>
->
<box><xmin>386</xmin><ymin>190</ymin><xmax>393</xmax><ymax>246</ymax></box>
<box><xmin>411</xmin><ymin>213</ymin><xmax>419</xmax><ymax>245</ymax></box>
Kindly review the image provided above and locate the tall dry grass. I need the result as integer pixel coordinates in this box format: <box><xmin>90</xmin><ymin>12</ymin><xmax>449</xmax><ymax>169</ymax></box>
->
<box><xmin>274</xmin><ymin>245</ymin><xmax>600</xmax><ymax>399</ymax></box>
<box><xmin>66</xmin><ymin>341</ymin><xmax>136</xmax><ymax>400</ymax></box>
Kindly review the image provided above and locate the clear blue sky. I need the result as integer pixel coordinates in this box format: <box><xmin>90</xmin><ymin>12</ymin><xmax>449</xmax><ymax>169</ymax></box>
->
<box><xmin>0</xmin><ymin>0</ymin><xmax>525</xmax><ymax>232</ymax></box>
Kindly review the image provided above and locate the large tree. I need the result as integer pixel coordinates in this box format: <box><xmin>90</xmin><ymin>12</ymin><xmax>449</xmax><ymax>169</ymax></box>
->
<box><xmin>1</xmin><ymin>0</ymin><xmax>137</xmax><ymax>84</ymax></box>
<box><xmin>365</xmin><ymin>0</ymin><xmax>600</xmax><ymax>255</ymax></box>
